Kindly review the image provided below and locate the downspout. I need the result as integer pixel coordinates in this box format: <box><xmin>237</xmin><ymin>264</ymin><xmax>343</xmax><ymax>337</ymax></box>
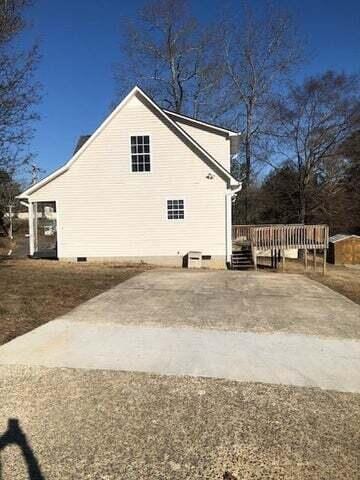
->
<box><xmin>225</xmin><ymin>182</ymin><xmax>242</xmax><ymax>264</ymax></box>
<box><xmin>226</xmin><ymin>132</ymin><xmax>243</xmax><ymax>265</ymax></box>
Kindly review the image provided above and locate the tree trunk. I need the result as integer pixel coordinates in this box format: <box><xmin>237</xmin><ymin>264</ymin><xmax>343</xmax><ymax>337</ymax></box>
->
<box><xmin>243</xmin><ymin>105</ymin><xmax>253</xmax><ymax>224</ymax></box>
<box><xmin>299</xmin><ymin>193</ymin><xmax>306</xmax><ymax>224</ymax></box>
<box><xmin>0</xmin><ymin>213</ymin><xmax>9</xmax><ymax>236</ymax></box>
<box><xmin>244</xmin><ymin>137</ymin><xmax>251</xmax><ymax>223</ymax></box>
<box><xmin>298</xmin><ymin>171</ymin><xmax>306</xmax><ymax>224</ymax></box>
<box><xmin>298</xmin><ymin>179</ymin><xmax>306</xmax><ymax>260</ymax></box>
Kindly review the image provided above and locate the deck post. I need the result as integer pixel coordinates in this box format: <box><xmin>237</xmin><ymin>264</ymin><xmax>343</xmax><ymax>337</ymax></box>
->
<box><xmin>323</xmin><ymin>248</ymin><xmax>327</xmax><ymax>275</ymax></box>
<box><xmin>313</xmin><ymin>249</ymin><xmax>317</xmax><ymax>272</ymax></box>
<box><xmin>304</xmin><ymin>249</ymin><xmax>308</xmax><ymax>272</ymax></box>
<box><xmin>281</xmin><ymin>250</ymin><xmax>285</xmax><ymax>271</ymax></box>
<box><xmin>252</xmin><ymin>246</ymin><xmax>257</xmax><ymax>270</ymax></box>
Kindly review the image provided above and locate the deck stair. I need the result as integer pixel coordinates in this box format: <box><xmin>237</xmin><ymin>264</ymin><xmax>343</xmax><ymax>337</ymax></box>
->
<box><xmin>232</xmin><ymin>224</ymin><xmax>329</xmax><ymax>274</ymax></box>
<box><xmin>231</xmin><ymin>246</ymin><xmax>253</xmax><ymax>270</ymax></box>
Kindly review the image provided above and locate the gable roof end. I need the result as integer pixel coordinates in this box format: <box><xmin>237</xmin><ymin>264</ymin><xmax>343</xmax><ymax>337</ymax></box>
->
<box><xmin>19</xmin><ymin>86</ymin><xmax>239</xmax><ymax>198</ymax></box>
<box><xmin>134</xmin><ymin>88</ymin><xmax>238</xmax><ymax>185</ymax></box>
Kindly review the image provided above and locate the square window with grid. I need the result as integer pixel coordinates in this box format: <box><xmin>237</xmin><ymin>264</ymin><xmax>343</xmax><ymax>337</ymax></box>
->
<box><xmin>131</xmin><ymin>136</ymin><xmax>151</xmax><ymax>172</ymax></box>
<box><xmin>167</xmin><ymin>199</ymin><xmax>185</xmax><ymax>220</ymax></box>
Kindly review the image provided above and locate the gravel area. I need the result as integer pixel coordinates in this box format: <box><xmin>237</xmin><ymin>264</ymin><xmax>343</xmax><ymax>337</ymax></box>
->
<box><xmin>0</xmin><ymin>366</ymin><xmax>359</xmax><ymax>479</ymax></box>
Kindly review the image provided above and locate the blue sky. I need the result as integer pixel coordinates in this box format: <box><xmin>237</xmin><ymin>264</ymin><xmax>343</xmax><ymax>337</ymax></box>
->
<box><xmin>23</xmin><ymin>0</ymin><xmax>360</xmax><ymax>175</ymax></box>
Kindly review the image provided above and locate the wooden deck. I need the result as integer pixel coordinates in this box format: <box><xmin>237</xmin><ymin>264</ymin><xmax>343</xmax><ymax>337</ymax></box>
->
<box><xmin>232</xmin><ymin>224</ymin><xmax>329</xmax><ymax>273</ymax></box>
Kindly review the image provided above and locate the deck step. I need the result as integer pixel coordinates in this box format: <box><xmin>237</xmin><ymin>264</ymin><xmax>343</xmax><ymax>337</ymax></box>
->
<box><xmin>231</xmin><ymin>250</ymin><xmax>254</xmax><ymax>270</ymax></box>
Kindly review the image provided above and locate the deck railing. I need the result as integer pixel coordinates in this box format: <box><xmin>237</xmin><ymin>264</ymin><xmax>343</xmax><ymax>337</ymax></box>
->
<box><xmin>232</xmin><ymin>224</ymin><xmax>258</xmax><ymax>242</ymax></box>
<box><xmin>233</xmin><ymin>224</ymin><xmax>329</xmax><ymax>250</ymax></box>
<box><xmin>232</xmin><ymin>224</ymin><xmax>285</xmax><ymax>243</ymax></box>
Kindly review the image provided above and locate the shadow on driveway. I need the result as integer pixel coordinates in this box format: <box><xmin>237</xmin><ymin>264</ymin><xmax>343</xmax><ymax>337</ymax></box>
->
<box><xmin>0</xmin><ymin>418</ymin><xmax>45</xmax><ymax>480</ymax></box>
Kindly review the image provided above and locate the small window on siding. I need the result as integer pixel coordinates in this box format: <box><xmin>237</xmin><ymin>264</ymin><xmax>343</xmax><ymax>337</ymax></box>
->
<box><xmin>167</xmin><ymin>199</ymin><xmax>185</xmax><ymax>220</ymax></box>
<box><xmin>131</xmin><ymin>135</ymin><xmax>151</xmax><ymax>172</ymax></box>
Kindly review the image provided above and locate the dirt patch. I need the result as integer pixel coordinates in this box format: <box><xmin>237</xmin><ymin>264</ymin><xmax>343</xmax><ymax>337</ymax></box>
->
<box><xmin>0</xmin><ymin>258</ymin><xmax>147</xmax><ymax>345</ymax></box>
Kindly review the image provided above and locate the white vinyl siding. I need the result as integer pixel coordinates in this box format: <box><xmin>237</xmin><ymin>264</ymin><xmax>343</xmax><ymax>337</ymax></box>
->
<box><xmin>171</xmin><ymin>119</ymin><xmax>231</xmax><ymax>171</ymax></box>
<box><xmin>29</xmin><ymin>92</ymin><xmax>228</xmax><ymax>261</ymax></box>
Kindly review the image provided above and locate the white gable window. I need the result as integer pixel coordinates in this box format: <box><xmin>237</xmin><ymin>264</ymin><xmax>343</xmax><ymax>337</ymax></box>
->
<box><xmin>131</xmin><ymin>135</ymin><xmax>151</xmax><ymax>172</ymax></box>
<box><xmin>167</xmin><ymin>199</ymin><xmax>185</xmax><ymax>220</ymax></box>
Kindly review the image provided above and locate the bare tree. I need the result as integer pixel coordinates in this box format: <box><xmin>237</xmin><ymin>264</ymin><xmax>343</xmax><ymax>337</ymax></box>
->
<box><xmin>337</xmin><ymin>129</ymin><xmax>360</xmax><ymax>232</ymax></box>
<box><xmin>0</xmin><ymin>0</ymin><xmax>40</xmax><ymax>173</ymax></box>
<box><xmin>220</xmin><ymin>2</ymin><xmax>303</xmax><ymax>222</ymax></box>
<box><xmin>271</xmin><ymin>71</ymin><xmax>360</xmax><ymax>224</ymax></box>
<box><xmin>0</xmin><ymin>0</ymin><xmax>40</xmax><ymax>237</ymax></box>
<box><xmin>257</xmin><ymin>163</ymin><xmax>300</xmax><ymax>224</ymax></box>
<box><xmin>0</xmin><ymin>168</ymin><xmax>20</xmax><ymax>236</ymax></box>
<box><xmin>114</xmin><ymin>0</ymin><xmax>223</xmax><ymax>119</ymax></box>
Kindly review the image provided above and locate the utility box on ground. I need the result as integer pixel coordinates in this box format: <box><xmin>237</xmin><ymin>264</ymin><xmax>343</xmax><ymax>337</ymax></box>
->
<box><xmin>187</xmin><ymin>251</ymin><xmax>202</xmax><ymax>268</ymax></box>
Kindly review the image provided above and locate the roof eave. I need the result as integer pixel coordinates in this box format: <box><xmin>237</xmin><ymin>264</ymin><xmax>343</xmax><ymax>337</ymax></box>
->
<box><xmin>163</xmin><ymin>109</ymin><xmax>239</xmax><ymax>136</ymax></box>
<box><xmin>18</xmin><ymin>165</ymin><xmax>69</xmax><ymax>198</ymax></box>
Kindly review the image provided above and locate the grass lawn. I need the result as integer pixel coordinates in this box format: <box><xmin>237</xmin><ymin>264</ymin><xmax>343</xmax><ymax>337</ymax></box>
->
<box><xmin>0</xmin><ymin>258</ymin><xmax>147</xmax><ymax>345</ymax></box>
<box><xmin>311</xmin><ymin>267</ymin><xmax>360</xmax><ymax>306</ymax></box>
<box><xmin>260</xmin><ymin>257</ymin><xmax>360</xmax><ymax>306</ymax></box>
<box><xmin>297</xmin><ymin>263</ymin><xmax>359</xmax><ymax>306</ymax></box>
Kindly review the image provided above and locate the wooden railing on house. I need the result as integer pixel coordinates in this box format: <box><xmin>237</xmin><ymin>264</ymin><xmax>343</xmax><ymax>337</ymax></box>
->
<box><xmin>233</xmin><ymin>224</ymin><xmax>329</xmax><ymax>249</ymax></box>
<box><xmin>232</xmin><ymin>223</ymin><xmax>288</xmax><ymax>242</ymax></box>
<box><xmin>232</xmin><ymin>224</ymin><xmax>329</xmax><ymax>273</ymax></box>
<box><xmin>232</xmin><ymin>224</ymin><xmax>258</xmax><ymax>242</ymax></box>
<box><xmin>251</xmin><ymin>225</ymin><xmax>328</xmax><ymax>250</ymax></box>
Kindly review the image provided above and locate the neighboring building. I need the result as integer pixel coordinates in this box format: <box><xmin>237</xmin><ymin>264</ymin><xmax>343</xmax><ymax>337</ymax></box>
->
<box><xmin>19</xmin><ymin>86</ymin><xmax>241</xmax><ymax>268</ymax></box>
<box><xmin>328</xmin><ymin>234</ymin><xmax>360</xmax><ymax>265</ymax></box>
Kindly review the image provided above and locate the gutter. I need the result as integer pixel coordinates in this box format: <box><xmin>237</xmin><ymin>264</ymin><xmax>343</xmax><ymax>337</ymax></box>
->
<box><xmin>225</xmin><ymin>181</ymin><xmax>242</xmax><ymax>264</ymax></box>
<box><xmin>226</xmin><ymin>181</ymin><xmax>243</xmax><ymax>200</ymax></box>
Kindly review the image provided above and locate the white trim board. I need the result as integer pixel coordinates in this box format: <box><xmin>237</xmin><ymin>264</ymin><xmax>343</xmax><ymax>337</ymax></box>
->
<box><xmin>163</xmin><ymin>109</ymin><xmax>238</xmax><ymax>136</ymax></box>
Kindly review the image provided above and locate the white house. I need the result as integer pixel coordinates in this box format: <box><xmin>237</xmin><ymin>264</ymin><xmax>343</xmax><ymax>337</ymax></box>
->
<box><xmin>19</xmin><ymin>86</ymin><xmax>241</xmax><ymax>268</ymax></box>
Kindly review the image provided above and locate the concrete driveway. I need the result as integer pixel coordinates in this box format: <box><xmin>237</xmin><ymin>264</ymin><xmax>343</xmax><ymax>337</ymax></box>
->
<box><xmin>54</xmin><ymin>269</ymin><xmax>360</xmax><ymax>338</ymax></box>
<box><xmin>0</xmin><ymin>270</ymin><xmax>360</xmax><ymax>392</ymax></box>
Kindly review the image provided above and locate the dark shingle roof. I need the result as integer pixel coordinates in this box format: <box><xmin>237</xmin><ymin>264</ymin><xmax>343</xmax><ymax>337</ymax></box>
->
<box><xmin>73</xmin><ymin>135</ymin><xmax>91</xmax><ymax>155</ymax></box>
